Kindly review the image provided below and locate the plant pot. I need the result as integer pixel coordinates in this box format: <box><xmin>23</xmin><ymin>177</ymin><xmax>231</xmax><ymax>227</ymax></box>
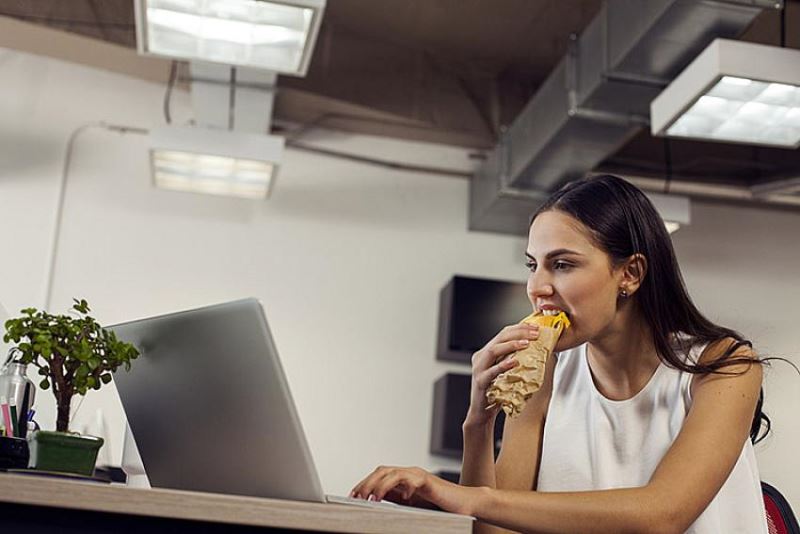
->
<box><xmin>28</xmin><ymin>430</ymin><xmax>104</xmax><ymax>476</ymax></box>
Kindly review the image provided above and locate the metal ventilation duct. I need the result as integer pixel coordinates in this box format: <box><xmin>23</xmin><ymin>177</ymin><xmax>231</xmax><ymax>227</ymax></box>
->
<box><xmin>469</xmin><ymin>0</ymin><xmax>780</xmax><ymax>236</ymax></box>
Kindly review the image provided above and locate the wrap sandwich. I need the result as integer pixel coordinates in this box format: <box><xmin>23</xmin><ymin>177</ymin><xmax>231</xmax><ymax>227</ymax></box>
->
<box><xmin>486</xmin><ymin>311</ymin><xmax>571</xmax><ymax>417</ymax></box>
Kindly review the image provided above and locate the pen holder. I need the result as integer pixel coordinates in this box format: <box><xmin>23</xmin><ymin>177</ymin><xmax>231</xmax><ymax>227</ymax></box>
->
<box><xmin>0</xmin><ymin>436</ymin><xmax>30</xmax><ymax>469</ymax></box>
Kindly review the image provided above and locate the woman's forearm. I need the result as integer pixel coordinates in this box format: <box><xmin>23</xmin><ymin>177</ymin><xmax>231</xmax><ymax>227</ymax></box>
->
<box><xmin>460</xmin><ymin>418</ymin><xmax>544</xmax><ymax>534</ymax></box>
<box><xmin>472</xmin><ymin>485</ymin><xmax>671</xmax><ymax>534</ymax></box>
<box><xmin>459</xmin><ymin>418</ymin><xmax>497</xmax><ymax>488</ymax></box>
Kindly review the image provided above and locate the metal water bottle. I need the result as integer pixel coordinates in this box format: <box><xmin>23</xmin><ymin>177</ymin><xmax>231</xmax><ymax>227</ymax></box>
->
<box><xmin>0</xmin><ymin>362</ymin><xmax>36</xmax><ymax>435</ymax></box>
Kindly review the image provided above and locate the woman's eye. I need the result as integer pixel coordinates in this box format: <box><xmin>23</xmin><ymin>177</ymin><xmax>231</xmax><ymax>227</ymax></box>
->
<box><xmin>553</xmin><ymin>261</ymin><xmax>572</xmax><ymax>270</ymax></box>
<box><xmin>525</xmin><ymin>262</ymin><xmax>536</xmax><ymax>272</ymax></box>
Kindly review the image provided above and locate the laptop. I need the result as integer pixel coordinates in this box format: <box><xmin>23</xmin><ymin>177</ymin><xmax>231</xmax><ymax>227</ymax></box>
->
<box><xmin>110</xmin><ymin>299</ymin><xmax>469</xmax><ymax>518</ymax></box>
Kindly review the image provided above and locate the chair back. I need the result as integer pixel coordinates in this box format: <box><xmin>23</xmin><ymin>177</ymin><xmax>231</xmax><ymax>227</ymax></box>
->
<box><xmin>763</xmin><ymin>482</ymin><xmax>800</xmax><ymax>534</ymax></box>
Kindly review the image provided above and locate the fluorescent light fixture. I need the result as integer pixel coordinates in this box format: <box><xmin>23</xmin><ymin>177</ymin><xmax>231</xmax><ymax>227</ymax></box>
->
<box><xmin>645</xmin><ymin>192</ymin><xmax>691</xmax><ymax>234</ymax></box>
<box><xmin>149</xmin><ymin>126</ymin><xmax>284</xmax><ymax>199</ymax></box>
<box><xmin>134</xmin><ymin>0</ymin><xmax>326</xmax><ymax>75</ymax></box>
<box><xmin>651</xmin><ymin>39</ymin><xmax>800</xmax><ymax>148</ymax></box>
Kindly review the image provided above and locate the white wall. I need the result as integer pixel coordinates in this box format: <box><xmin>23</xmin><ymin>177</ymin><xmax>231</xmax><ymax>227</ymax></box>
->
<box><xmin>0</xmin><ymin>49</ymin><xmax>526</xmax><ymax>493</ymax></box>
<box><xmin>672</xmin><ymin>202</ymin><xmax>800</xmax><ymax>506</ymax></box>
<box><xmin>0</xmin><ymin>48</ymin><xmax>798</xmax><ymax>504</ymax></box>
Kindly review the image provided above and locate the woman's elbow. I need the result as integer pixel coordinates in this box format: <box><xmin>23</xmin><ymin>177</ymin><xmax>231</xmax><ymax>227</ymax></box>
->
<box><xmin>631</xmin><ymin>488</ymin><xmax>695</xmax><ymax>534</ymax></box>
<box><xmin>641</xmin><ymin>502</ymin><xmax>695</xmax><ymax>534</ymax></box>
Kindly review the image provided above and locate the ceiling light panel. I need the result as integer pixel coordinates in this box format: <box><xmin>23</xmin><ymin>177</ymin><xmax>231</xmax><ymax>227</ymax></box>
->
<box><xmin>152</xmin><ymin>151</ymin><xmax>276</xmax><ymax>199</ymax></box>
<box><xmin>134</xmin><ymin>0</ymin><xmax>326</xmax><ymax>75</ymax></box>
<box><xmin>651</xmin><ymin>39</ymin><xmax>800</xmax><ymax>148</ymax></box>
<box><xmin>149</xmin><ymin>126</ymin><xmax>284</xmax><ymax>199</ymax></box>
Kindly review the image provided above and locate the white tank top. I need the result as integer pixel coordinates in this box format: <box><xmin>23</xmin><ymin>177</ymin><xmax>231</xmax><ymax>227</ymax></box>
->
<box><xmin>536</xmin><ymin>342</ymin><xmax>767</xmax><ymax>534</ymax></box>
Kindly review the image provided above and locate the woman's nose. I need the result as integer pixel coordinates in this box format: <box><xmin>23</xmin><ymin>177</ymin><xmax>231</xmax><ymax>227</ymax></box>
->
<box><xmin>528</xmin><ymin>270</ymin><xmax>554</xmax><ymax>299</ymax></box>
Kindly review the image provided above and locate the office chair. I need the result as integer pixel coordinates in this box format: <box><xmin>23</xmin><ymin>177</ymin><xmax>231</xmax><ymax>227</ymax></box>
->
<box><xmin>763</xmin><ymin>482</ymin><xmax>800</xmax><ymax>534</ymax></box>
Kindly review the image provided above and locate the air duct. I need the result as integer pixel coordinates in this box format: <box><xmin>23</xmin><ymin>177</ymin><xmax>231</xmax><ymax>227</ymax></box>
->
<box><xmin>469</xmin><ymin>0</ymin><xmax>779</xmax><ymax>236</ymax></box>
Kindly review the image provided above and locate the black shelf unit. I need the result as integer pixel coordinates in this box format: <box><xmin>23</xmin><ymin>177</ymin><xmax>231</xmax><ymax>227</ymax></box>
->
<box><xmin>436</xmin><ymin>275</ymin><xmax>530</xmax><ymax>364</ymax></box>
<box><xmin>430</xmin><ymin>373</ymin><xmax>505</xmax><ymax>459</ymax></box>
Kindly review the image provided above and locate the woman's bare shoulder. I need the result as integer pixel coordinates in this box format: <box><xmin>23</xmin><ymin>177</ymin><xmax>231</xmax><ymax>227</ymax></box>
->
<box><xmin>696</xmin><ymin>336</ymin><xmax>757</xmax><ymax>367</ymax></box>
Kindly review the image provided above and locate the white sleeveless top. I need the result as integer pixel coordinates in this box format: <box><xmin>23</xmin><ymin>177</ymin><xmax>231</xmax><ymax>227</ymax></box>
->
<box><xmin>537</xmin><ymin>342</ymin><xmax>767</xmax><ymax>534</ymax></box>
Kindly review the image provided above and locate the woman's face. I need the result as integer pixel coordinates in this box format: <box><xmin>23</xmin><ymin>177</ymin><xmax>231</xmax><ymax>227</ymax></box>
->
<box><xmin>526</xmin><ymin>210</ymin><xmax>624</xmax><ymax>351</ymax></box>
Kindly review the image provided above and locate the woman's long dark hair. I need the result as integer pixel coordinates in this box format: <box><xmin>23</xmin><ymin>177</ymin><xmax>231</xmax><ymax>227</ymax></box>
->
<box><xmin>531</xmin><ymin>174</ymin><xmax>772</xmax><ymax>443</ymax></box>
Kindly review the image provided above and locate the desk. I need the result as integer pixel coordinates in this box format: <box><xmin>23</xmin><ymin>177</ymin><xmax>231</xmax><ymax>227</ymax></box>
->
<box><xmin>0</xmin><ymin>473</ymin><xmax>474</xmax><ymax>533</ymax></box>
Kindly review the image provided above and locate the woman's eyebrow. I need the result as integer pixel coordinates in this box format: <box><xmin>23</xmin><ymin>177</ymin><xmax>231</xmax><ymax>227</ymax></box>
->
<box><xmin>525</xmin><ymin>249</ymin><xmax>584</xmax><ymax>260</ymax></box>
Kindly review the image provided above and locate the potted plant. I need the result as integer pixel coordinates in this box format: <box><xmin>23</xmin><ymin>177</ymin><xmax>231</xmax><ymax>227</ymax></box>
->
<box><xmin>3</xmin><ymin>299</ymin><xmax>139</xmax><ymax>476</ymax></box>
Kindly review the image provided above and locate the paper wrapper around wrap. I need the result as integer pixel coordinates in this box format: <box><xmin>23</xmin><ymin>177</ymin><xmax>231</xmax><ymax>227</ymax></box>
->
<box><xmin>485</xmin><ymin>312</ymin><xmax>570</xmax><ymax>417</ymax></box>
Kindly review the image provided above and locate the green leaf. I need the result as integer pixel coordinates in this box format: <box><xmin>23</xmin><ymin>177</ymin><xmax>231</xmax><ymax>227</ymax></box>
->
<box><xmin>3</xmin><ymin>299</ymin><xmax>137</xmax><ymax>412</ymax></box>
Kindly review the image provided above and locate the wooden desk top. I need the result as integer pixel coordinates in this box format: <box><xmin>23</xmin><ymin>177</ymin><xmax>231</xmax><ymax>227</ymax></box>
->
<box><xmin>0</xmin><ymin>473</ymin><xmax>473</xmax><ymax>533</ymax></box>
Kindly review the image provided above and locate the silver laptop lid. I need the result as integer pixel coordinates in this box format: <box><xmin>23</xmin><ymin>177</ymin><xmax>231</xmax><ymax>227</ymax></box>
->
<box><xmin>110</xmin><ymin>298</ymin><xmax>325</xmax><ymax>502</ymax></box>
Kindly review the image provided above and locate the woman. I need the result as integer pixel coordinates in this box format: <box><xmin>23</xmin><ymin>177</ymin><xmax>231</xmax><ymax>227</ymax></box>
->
<box><xmin>350</xmin><ymin>175</ymin><xmax>769</xmax><ymax>533</ymax></box>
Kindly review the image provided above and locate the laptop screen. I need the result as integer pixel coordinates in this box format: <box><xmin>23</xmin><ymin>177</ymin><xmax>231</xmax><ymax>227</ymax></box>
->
<box><xmin>110</xmin><ymin>299</ymin><xmax>325</xmax><ymax>501</ymax></box>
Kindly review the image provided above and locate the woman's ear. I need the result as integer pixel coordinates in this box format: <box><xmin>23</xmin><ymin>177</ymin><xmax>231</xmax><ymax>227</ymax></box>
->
<box><xmin>619</xmin><ymin>253</ymin><xmax>648</xmax><ymax>296</ymax></box>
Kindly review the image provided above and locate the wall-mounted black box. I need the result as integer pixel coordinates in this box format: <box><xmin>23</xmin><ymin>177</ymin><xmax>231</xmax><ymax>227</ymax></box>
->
<box><xmin>436</xmin><ymin>275</ymin><xmax>531</xmax><ymax>364</ymax></box>
<box><xmin>430</xmin><ymin>373</ymin><xmax>504</xmax><ymax>458</ymax></box>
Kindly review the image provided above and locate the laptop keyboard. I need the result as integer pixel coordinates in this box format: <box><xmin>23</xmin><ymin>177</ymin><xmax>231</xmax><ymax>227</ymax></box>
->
<box><xmin>325</xmin><ymin>494</ymin><xmax>461</xmax><ymax>517</ymax></box>
<box><xmin>327</xmin><ymin>494</ymin><xmax>403</xmax><ymax>510</ymax></box>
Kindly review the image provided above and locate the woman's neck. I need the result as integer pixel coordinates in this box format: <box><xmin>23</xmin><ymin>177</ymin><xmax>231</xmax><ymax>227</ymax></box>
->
<box><xmin>586</xmin><ymin>305</ymin><xmax>661</xmax><ymax>401</ymax></box>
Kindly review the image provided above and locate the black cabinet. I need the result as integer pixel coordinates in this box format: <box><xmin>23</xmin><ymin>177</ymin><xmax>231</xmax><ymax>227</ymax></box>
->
<box><xmin>430</xmin><ymin>373</ymin><xmax>504</xmax><ymax>458</ymax></box>
<box><xmin>431</xmin><ymin>275</ymin><xmax>524</xmax><ymax>473</ymax></box>
<box><xmin>436</xmin><ymin>276</ymin><xmax>530</xmax><ymax>364</ymax></box>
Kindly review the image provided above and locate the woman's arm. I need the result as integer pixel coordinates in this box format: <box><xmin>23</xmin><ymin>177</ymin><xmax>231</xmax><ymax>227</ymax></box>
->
<box><xmin>459</xmin><ymin>419</ymin><xmax>498</xmax><ymax>488</ymax></box>
<box><xmin>469</xmin><ymin>339</ymin><xmax>763</xmax><ymax>534</ymax></box>
<box><xmin>461</xmin><ymin>350</ymin><xmax>555</xmax><ymax>487</ymax></box>
<box><xmin>457</xmin><ymin>323</ymin><xmax>546</xmax><ymax>489</ymax></box>
<box><xmin>353</xmin><ymin>340</ymin><xmax>761</xmax><ymax>534</ymax></box>
<box><xmin>494</xmin><ymin>351</ymin><xmax>555</xmax><ymax>492</ymax></box>
<box><xmin>464</xmin><ymin>351</ymin><xmax>556</xmax><ymax>533</ymax></box>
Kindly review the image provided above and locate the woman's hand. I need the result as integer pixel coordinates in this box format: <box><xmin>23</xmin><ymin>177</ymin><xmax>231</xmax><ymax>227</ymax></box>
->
<box><xmin>465</xmin><ymin>323</ymin><xmax>539</xmax><ymax>427</ymax></box>
<box><xmin>349</xmin><ymin>466</ymin><xmax>481</xmax><ymax>515</ymax></box>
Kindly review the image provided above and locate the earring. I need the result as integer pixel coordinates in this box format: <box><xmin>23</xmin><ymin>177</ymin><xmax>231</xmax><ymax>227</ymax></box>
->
<box><xmin>619</xmin><ymin>289</ymin><xmax>629</xmax><ymax>298</ymax></box>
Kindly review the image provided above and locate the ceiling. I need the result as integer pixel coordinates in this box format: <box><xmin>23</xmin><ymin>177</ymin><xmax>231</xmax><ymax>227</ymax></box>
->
<box><xmin>0</xmin><ymin>0</ymin><xmax>799</xmax><ymax>185</ymax></box>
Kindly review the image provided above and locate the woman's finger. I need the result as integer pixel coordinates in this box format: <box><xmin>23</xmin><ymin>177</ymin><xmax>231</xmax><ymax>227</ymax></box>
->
<box><xmin>372</xmin><ymin>471</ymin><xmax>406</xmax><ymax>502</ymax></box>
<box><xmin>373</xmin><ymin>468</ymin><xmax>428</xmax><ymax>502</ymax></box>
<box><xmin>490</xmin><ymin>323</ymin><xmax>539</xmax><ymax>345</ymax></box>
<box><xmin>476</xmin><ymin>356</ymin><xmax>519</xmax><ymax>390</ymax></box>
<box><xmin>474</xmin><ymin>326</ymin><xmax>538</xmax><ymax>368</ymax></box>
<box><xmin>488</xmin><ymin>338</ymin><xmax>531</xmax><ymax>365</ymax></box>
<box><xmin>502</xmin><ymin>323</ymin><xmax>540</xmax><ymax>341</ymax></box>
<box><xmin>350</xmin><ymin>465</ymin><xmax>388</xmax><ymax>499</ymax></box>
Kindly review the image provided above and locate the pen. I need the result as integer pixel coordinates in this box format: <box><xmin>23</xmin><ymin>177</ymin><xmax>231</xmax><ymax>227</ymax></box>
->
<box><xmin>0</xmin><ymin>398</ymin><xmax>12</xmax><ymax>438</ymax></box>
<box><xmin>9</xmin><ymin>402</ymin><xmax>18</xmax><ymax>438</ymax></box>
<box><xmin>18</xmin><ymin>386</ymin><xmax>30</xmax><ymax>439</ymax></box>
